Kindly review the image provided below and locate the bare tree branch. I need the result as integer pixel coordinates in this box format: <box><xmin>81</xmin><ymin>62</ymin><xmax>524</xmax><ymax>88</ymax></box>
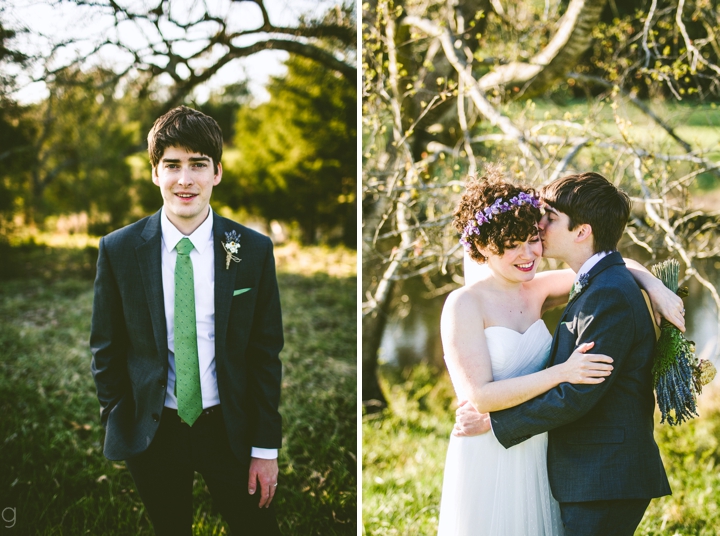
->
<box><xmin>477</xmin><ymin>0</ymin><xmax>608</xmax><ymax>95</ymax></box>
<box><xmin>405</xmin><ymin>16</ymin><xmax>545</xmax><ymax>178</ymax></box>
<box><xmin>676</xmin><ymin>0</ymin><xmax>720</xmax><ymax>77</ymax></box>
<box><xmin>17</xmin><ymin>0</ymin><xmax>356</xmax><ymax>106</ymax></box>
<box><xmin>569</xmin><ymin>72</ymin><xmax>694</xmax><ymax>154</ymax></box>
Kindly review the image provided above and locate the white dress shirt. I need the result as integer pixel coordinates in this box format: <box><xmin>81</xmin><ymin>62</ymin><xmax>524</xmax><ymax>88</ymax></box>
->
<box><xmin>160</xmin><ymin>207</ymin><xmax>277</xmax><ymax>459</ymax></box>
<box><xmin>574</xmin><ymin>250</ymin><xmax>611</xmax><ymax>284</ymax></box>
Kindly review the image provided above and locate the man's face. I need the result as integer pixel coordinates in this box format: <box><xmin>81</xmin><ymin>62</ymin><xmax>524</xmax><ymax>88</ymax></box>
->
<box><xmin>538</xmin><ymin>204</ymin><xmax>576</xmax><ymax>261</ymax></box>
<box><xmin>152</xmin><ymin>146</ymin><xmax>222</xmax><ymax>229</ymax></box>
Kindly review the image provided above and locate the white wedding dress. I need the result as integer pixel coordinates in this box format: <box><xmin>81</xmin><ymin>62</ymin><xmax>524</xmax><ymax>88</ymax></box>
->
<box><xmin>437</xmin><ymin>319</ymin><xmax>564</xmax><ymax>536</ymax></box>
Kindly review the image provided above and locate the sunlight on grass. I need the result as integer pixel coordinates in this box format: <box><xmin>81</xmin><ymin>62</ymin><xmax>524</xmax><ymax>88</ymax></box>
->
<box><xmin>5</xmin><ymin>228</ymin><xmax>358</xmax><ymax>279</ymax></box>
<box><xmin>363</xmin><ymin>365</ymin><xmax>720</xmax><ymax>536</ymax></box>
<box><xmin>275</xmin><ymin>242</ymin><xmax>356</xmax><ymax>277</ymax></box>
<box><xmin>0</xmin><ymin>241</ymin><xmax>356</xmax><ymax>535</ymax></box>
<box><xmin>6</xmin><ymin>229</ymin><xmax>101</xmax><ymax>249</ymax></box>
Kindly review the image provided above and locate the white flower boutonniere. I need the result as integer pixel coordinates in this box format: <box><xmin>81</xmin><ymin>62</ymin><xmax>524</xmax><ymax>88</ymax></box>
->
<box><xmin>569</xmin><ymin>273</ymin><xmax>589</xmax><ymax>302</ymax></box>
<box><xmin>222</xmin><ymin>230</ymin><xmax>242</xmax><ymax>269</ymax></box>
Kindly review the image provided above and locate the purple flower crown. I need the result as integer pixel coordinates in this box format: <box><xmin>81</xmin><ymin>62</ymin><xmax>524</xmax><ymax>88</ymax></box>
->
<box><xmin>460</xmin><ymin>192</ymin><xmax>541</xmax><ymax>250</ymax></box>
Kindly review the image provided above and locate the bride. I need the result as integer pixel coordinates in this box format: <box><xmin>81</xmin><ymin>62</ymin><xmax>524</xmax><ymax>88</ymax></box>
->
<box><xmin>437</xmin><ymin>173</ymin><xmax>683</xmax><ymax>536</ymax></box>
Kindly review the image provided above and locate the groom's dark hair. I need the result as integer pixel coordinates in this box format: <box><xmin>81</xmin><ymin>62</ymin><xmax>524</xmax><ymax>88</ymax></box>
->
<box><xmin>541</xmin><ymin>172</ymin><xmax>630</xmax><ymax>253</ymax></box>
<box><xmin>147</xmin><ymin>105</ymin><xmax>223</xmax><ymax>173</ymax></box>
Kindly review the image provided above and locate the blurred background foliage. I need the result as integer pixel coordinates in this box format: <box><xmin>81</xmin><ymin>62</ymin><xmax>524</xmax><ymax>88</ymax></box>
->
<box><xmin>227</xmin><ymin>56</ymin><xmax>357</xmax><ymax>245</ymax></box>
<box><xmin>0</xmin><ymin>0</ymin><xmax>356</xmax><ymax>250</ymax></box>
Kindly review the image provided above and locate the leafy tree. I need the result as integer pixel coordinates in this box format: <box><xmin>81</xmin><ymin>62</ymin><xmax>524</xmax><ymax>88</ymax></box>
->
<box><xmin>195</xmin><ymin>82</ymin><xmax>252</xmax><ymax>143</ymax></box>
<box><xmin>11</xmin><ymin>67</ymin><xmax>150</xmax><ymax>231</ymax></box>
<box><xmin>2</xmin><ymin>0</ymin><xmax>356</xmax><ymax>232</ymax></box>
<box><xmin>0</xmin><ymin>17</ymin><xmax>32</xmax><ymax>223</ymax></box>
<box><xmin>224</xmin><ymin>55</ymin><xmax>356</xmax><ymax>245</ymax></box>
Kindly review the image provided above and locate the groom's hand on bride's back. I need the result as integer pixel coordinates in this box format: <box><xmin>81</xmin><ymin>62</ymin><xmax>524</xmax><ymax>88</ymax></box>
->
<box><xmin>453</xmin><ymin>400</ymin><xmax>491</xmax><ymax>437</ymax></box>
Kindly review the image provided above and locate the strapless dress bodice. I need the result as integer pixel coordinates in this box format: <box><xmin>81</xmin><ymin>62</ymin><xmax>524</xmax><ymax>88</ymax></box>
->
<box><xmin>484</xmin><ymin>319</ymin><xmax>553</xmax><ymax>381</ymax></box>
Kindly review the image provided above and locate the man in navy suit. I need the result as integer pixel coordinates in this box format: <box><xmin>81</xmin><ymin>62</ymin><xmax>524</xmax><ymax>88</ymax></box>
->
<box><xmin>455</xmin><ymin>173</ymin><xmax>671</xmax><ymax>536</ymax></box>
<box><xmin>90</xmin><ymin>106</ymin><xmax>283</xmax><ymax>535</ymax></box>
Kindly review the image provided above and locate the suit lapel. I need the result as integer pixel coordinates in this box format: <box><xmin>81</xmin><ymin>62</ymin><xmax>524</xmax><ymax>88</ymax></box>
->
<box><xmin>213</xmin><ymin>214</ymin><xmax>240</xmax><ymax>355</ymax></box>
<box><xmin>548</xmin><ymin>252</ymin><xmax>626</xmax><ymax>365</ymax></box>
<box><xmin>136</xmin><ymin>211</ymin><xmax>168</xmax><ymax>360</ymax></box>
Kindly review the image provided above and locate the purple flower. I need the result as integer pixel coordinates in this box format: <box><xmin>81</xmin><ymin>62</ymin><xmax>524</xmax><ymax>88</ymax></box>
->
<box><xmin>459</xmin><ymin>191</ymin><xmax>541</xmax><ymax>246</ymax></box>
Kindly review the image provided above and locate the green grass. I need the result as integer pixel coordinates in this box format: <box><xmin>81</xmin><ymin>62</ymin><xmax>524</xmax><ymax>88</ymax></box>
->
<box><xmin>0</xmin><ymin>241</ymin><xmax>356</xmax><ymax>535</ymax></box>
<box><xmin>528</xmin><ymin>100</ymin><xmax>720</xmax><ymax>158</ymax></box>
<box><xmin>363</xmin><ymin>364</ymin><xmax>720</xmax><ymax>536</ymax></box>
<box><xmin>480</xmin><ymin>99</ymin><xmax>720</xmax><ymax>193</ymax></box>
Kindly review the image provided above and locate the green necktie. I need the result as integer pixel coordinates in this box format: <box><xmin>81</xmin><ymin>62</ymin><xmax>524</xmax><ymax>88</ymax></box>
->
<box><xmin>174</xmin><ymin>237</ymin><xmax>202</xmax><ymax>426</ymax></box>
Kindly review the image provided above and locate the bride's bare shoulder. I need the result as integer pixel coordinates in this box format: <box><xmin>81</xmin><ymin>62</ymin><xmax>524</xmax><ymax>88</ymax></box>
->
<box><xmin>443</xmin><ymin>283</ymin><xmax>487</xmax><ymax>318</ymax></box>
<box><xmin>441</xmin><ymin>285</ymin><xmax>488</xmax><ymax>344</ymax></box>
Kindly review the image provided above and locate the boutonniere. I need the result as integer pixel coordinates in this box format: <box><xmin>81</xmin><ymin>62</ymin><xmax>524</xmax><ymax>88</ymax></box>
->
<box><xmin>569</xmin><ymin>273</ymin><xmax>589</xmax><ymax>302</ymax></box>
<box><xmin>222</xmin><ymin>230</ymin><xmax>242</xmax><ymax>269</ymax></box>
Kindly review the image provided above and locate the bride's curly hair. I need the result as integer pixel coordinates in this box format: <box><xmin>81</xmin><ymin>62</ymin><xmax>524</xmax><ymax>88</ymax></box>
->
<box><xmin>453</xmin><ymin>167</ymin><xmax>542</xmax><ymax>263</ymax></box>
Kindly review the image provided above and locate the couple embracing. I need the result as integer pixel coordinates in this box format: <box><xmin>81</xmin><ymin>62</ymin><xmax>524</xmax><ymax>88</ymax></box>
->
<box><xmin>438</xmin><ymin>170</ymin><xmax>685</xmax><ymax>536</ymax></box>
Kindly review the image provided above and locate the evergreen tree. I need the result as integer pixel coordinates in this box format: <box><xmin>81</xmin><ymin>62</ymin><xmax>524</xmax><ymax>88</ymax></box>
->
<box><xmin>226</xmin><ymin>56</ymin><xmax>356</xmax><ymax>246</ymax></box>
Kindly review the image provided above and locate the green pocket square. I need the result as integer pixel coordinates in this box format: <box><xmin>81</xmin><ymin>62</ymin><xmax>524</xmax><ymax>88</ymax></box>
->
<box><xmin>233</xmin><ymin>288</ymin><xmax>251</xmax><ymax>296</ymax></box>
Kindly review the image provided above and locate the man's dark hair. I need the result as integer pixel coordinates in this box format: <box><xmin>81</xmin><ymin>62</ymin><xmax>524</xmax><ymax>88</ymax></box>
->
<box><xmin>541</xmin><ymin>172</ymin><xmax>631</xmax><ymax>253</ymax></box>
<box><xmin>147</xmin><ymin>105</ymin><xmax>223</xmax><ymax>173</ymax></box>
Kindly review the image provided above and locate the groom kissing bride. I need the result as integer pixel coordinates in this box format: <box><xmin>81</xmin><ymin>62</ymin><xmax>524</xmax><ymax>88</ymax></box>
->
<box><xmin>438</xmin><ymin>171</ymin><xmax>684</xmax><ymax>536</ymax></box>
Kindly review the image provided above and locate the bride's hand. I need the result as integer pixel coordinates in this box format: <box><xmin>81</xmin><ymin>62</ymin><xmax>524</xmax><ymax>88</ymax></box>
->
<box><xmin>560</xmin><ymin>342</ymin><xmax>614</xmax><ymax>384</ymax></box>
<box><xmin>646</xmin><ymin>279</ymin><xmax>686</xmax><ymax>332</ymax></box>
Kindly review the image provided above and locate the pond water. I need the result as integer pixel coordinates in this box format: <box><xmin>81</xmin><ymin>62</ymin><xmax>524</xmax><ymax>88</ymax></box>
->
<box><xmin>378</xmin><ymin>257</ymin><xmax>720</xmax><ymax>372</ymax></box>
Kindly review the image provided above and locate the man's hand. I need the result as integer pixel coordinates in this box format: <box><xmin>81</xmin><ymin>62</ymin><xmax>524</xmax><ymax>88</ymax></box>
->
<box><xmin>453</xmin><ymin>400</ymin><xmax>491</xmax><ymax>437</ymax></box>
<box><xmin>248</xmin><ymin>457</ymin><xmax>278</xmax><ymax>508</ymax></box>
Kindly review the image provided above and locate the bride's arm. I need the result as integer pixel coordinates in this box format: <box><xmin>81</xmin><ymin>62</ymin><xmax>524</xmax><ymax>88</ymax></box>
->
<box><xmin>529</xmin><ymin>269</ymin><xmax>575</xmax><ymax>314</ymax></box>
<box><xmin>625</xmin><ymin>258</ymin><xmax>685</xmax><ymax>331</ymax></box>
<box><xmin>441</xmin><ymin>289</ymin><xmax>613</xmax><ymax>414</ymax></box>
<box><xmin>530</xmin><ymin>262</ymin><xmax>685</xmax><ymax>331</ymax></box>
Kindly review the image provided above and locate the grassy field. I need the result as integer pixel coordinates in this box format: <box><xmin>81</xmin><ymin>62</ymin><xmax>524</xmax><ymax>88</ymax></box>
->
<box><xmin>513</xmin><ymin>99</ymin><xmax>720</xmax><ymax>152</ymax></box>
<box><xmin>497</xmin><ymin>99</ymin><xmax>720</xmax><ymax>192</ymax></box>
<box><xmin>362</xmin><ymin>364</ymin><xmax>720</xmax><ymax>535</ymax></box>
<box><xmin>0</xmin><ymin>239</ymin><xmax>356</xmax><ymax>535</ymax></box>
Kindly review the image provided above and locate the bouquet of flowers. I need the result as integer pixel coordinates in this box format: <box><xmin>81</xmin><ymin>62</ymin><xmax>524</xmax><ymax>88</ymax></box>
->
<box><xmin>651</xmin><ymin>259</ymin><xmax>716</xmax><ymax>425</ymax></box>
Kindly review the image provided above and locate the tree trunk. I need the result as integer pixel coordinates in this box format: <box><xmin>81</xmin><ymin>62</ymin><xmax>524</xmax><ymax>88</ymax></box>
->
<box><xmin>343</xmin><ymin>200</ymin><xmax>356</xmax><ymax>248</ymax></box>
<box><xmin>301</xmin><ymin>217</ymin><xmax>316</xmax><ymax>245</ymax></box>
<box><xmin>361</xmin><ymin>185</ymin><xmax>397</xmax><ymax>411</ymax></box>
<box><xmin>362</xmin><ymin>280</ymin><xmax>394</xmax><ymax>412</ymax></box>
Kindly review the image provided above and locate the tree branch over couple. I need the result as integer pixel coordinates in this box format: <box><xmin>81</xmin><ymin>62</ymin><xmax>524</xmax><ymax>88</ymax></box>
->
<box><xmin>437</xmin><ymin>169</ymin><xmax>685</xmax><ymax>536</ymax></box>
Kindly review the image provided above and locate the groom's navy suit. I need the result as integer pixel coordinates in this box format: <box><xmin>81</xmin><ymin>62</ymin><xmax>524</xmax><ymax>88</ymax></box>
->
<box><xmin>491</xmin><ymin>253</ymin><xmax>670</xmax><ymax>529</ymax></box>
<box><xmin>90</xmin><ymin>209</ymin><xmax>283</xmax><ymax>463</ymax></box>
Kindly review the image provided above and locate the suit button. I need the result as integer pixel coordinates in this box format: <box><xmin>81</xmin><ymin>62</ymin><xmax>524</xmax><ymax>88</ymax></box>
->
<box><xmin>152</xmin><ymin>413</ymin><xmax>160</xmax><ymax>422</ymax></box>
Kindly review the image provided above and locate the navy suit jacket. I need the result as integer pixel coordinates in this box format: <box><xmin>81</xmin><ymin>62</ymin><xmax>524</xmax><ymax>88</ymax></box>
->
<box><xmin>490</xmin><ymin>252</ymin><xmax>671</xmax><ymax>502</ymax></box>
<box><xmin>90</xmin><ymin>210</ymin><xmax>283</xmax><ymax>462</ymax></box>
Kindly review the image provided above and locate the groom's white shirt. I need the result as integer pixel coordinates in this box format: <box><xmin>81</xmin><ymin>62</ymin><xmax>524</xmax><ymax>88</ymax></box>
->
<box><xmin>159</xmin><ymin>207</ymin><xmax>277</xmax><ymax>460</ymax></box>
